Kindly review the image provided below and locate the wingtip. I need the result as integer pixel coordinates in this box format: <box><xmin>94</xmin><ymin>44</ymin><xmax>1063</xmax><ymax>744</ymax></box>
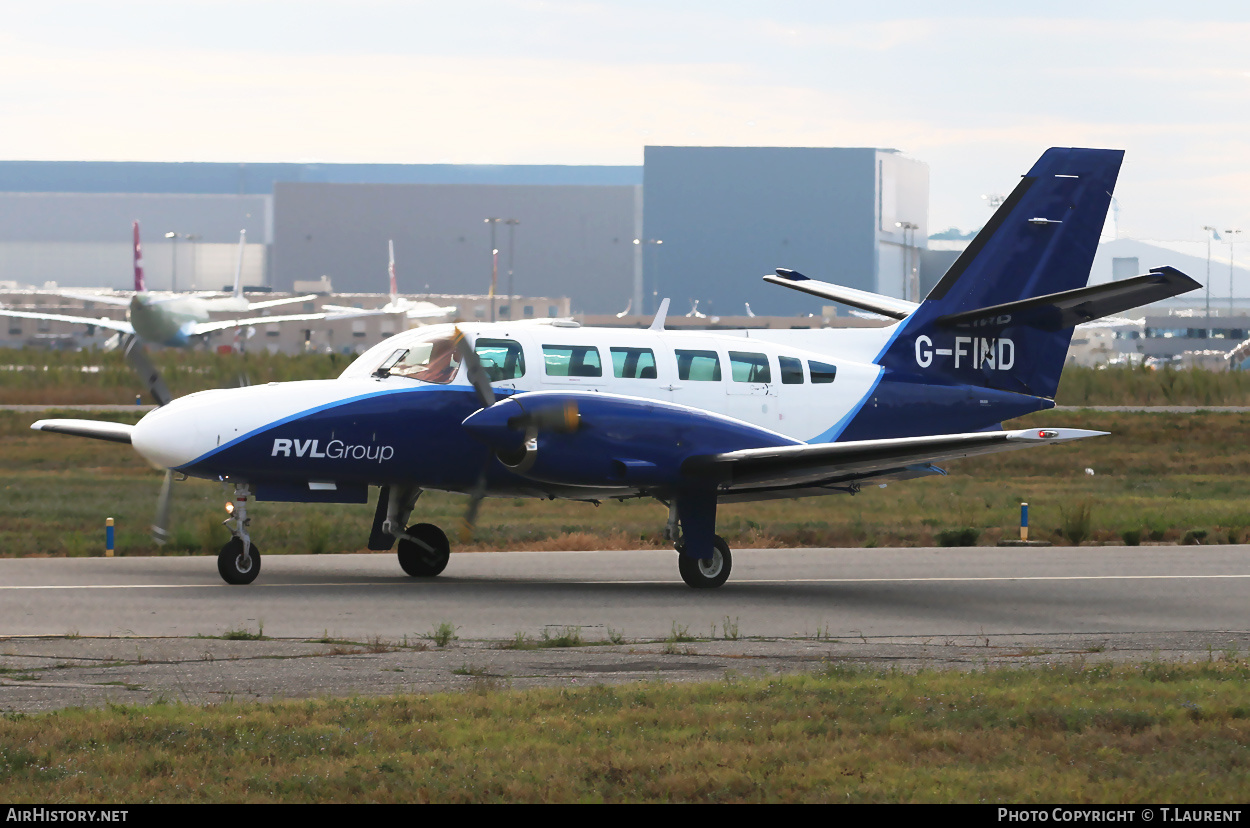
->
<box><xmin>1008</xmin><ymin>427</ymin><xmax>1109</xmax><ymax>442</ymax></box>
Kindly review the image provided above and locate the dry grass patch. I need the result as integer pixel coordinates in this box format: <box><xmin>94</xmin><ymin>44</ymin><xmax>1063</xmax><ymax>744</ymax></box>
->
<box><xmin>1</xmin><ymin>661</ymin><xmax>1249</xmax><ymax>802</ymax></box>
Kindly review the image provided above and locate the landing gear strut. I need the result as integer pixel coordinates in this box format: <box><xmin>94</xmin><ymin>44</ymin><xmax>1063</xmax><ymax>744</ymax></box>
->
<box><xmin>219</xmin><ymin>483</ymin><xmax>260</xmax><ymax>585</ymax></box>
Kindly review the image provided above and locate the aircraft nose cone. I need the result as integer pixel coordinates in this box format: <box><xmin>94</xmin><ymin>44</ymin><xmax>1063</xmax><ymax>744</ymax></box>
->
<box><xmin>132</xmin><ymin>398</ymin><xmax>206</xmax><ymax>469</ymax></box>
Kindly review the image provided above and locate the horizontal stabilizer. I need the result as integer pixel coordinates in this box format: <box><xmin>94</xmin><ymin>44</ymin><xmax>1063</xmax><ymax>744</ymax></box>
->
<box><xmin>763</xmin><ymin>269</ymin><xmax>917</xmax><ymax>320</ymax></box>
<box><xmin>936</xmin><ymin>267</ymin><xmax>1199</xmax><ymax>331</ymax></box>
<box><xmin>31</xmin><ymin>418</ymin><xmax>134</xmax><ymax>444</ymax></box>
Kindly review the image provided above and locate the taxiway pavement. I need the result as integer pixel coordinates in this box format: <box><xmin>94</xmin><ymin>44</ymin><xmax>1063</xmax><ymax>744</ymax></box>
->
<box><xmin>1</xmin><ymin>546</ymin><xmax>1246</xmax><ymax>711</ymax></box>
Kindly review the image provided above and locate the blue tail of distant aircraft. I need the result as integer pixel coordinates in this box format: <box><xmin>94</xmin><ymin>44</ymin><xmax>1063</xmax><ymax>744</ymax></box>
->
<box><xmin>876</xmin><ymin>147</ymin><xmax>1123</xmax><ymax>399</ymax></box>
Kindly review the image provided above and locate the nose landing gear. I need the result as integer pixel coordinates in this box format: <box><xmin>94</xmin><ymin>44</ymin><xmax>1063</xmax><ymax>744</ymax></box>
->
<box><xmin>218</xmin><ymin>483</ymin><xmax>260</xmax><ymax>585</ymax></box>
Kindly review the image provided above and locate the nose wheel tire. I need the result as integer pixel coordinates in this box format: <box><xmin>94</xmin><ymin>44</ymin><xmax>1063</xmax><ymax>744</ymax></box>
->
<box><xmin>676</xmin><ymin>535</ymin><xmax>732</xmax><ymax>589</ymax></box>
<box><xmin>218</xmin><ymin>538</ymin><xmax>261</xmax><ymax>585</ymax></box>
<box><xmin>398</xmin><ymin>523</ymin><xmax>451</xmax><ymax>577</ymax></box>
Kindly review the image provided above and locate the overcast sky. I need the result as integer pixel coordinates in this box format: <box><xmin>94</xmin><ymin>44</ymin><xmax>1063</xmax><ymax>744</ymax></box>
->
<box><xmin>3</xmin><ymin>1</ymin><xmax>1249</xmax><ymax>241</ymax></box>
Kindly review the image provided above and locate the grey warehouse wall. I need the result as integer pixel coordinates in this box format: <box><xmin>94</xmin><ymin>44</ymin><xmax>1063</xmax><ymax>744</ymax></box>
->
<box><xmin>642</xmin><ymin>146</ymin><xmax>882</xmax><ymax>318</ymax></box>
<box><xmin>272</xmin><ymin>183</ymin><xmax>639</xmax><ymax>312</ymax></box>
<box><xmin>0</xmin><ymin>193</ymin><xmax>270</xmax><ymax>244</ymax></box>
<box><xmin>0</xmin><ymin>193</ymin><xmax>271</xmax><ymax>289</ymax></box>
<box><xmin>0</xmin><ymin>161</ymin><xmax>642</xmax><ymax>195</ymax></box>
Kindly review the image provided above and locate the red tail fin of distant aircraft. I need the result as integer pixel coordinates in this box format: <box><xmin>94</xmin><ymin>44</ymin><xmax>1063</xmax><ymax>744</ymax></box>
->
<box><xmin>133</xmin><ymin>221</ymin><xmax>146</xmax><ymax>292</ymax></box>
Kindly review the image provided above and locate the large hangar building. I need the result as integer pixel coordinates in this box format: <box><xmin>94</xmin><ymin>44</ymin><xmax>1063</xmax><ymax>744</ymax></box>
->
<box><xmin>642</xmin><ymin>146</ymin><xmax>928</xmax><ymax>317</ymax></box>
<box><xmin>0</xmin><ymin>149</ymin><xmax>930</xmax><ymax>316</ymax></box>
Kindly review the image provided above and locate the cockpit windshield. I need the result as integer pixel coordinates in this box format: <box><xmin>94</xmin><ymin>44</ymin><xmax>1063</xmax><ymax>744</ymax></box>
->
<box><xmin>372</xmin><ymin>334</ymin><xmax>461</xmax><ymax>384</ymax></box>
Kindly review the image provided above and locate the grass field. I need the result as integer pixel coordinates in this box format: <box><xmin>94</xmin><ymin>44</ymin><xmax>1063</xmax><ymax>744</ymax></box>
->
<box><xmin>3</xmin><ymin>347</ymin><xmax>1250</xmax><ymax>555</ymax></box>
<box><xmin>1</xmin><ymin>660</ymin><xmax>1247</xmax><ymax>802</ymax></box>
<box><xmin>4</xmin><ymin>347</ymin><xmax>1250</xmax><ymax>407</ymax></box>
<box><xmin>3</xmin><ymin>406</ymin><xmax>1249</xmax><ymax>556</ymax></box>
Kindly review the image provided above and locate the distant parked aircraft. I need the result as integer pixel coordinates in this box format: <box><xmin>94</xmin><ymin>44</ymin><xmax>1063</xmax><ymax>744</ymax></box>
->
<box><xmin>0</xmin><ymin>222</ymin><xmax>343</xmax><ymax>348</ymax></box>
<box><xmin>321</xmin><ymin>240</ymin><xmax>456</xmax><ymax>323</ymax></box>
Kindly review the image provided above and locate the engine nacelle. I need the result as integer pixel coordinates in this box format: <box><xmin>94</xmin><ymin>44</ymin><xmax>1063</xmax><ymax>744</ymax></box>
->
<box><xmin>461</xmin><ymin>391</ymin><xmax>799</xmax><ymax>489</ymax></box>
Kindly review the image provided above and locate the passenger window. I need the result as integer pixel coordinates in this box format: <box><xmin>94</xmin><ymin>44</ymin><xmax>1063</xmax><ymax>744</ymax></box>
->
<box><xmin>543</xmin><ymin>344</ymin><xmax>603</xmax><ymax>377</ymax></box>
<box><xmin>729</xmin><ymin>351</ymin><xmax>771</xmax><ymax>383</ymax></box>
<box><xmin>779</xmin><ymin>356</ymin><xmax>804</xmax><ymax>384</ymax></box>
<box><xmin>808</xmin><ymin>360</ymin><xmax>837</xmax><ymax>384</ymax></box>
<box><xmin>675</xmin><ymin>349</ymin><xmax>722</xmax><ymax>381</ymax></box>
<box><xmin>473</xmin><ymin>338</ymin><xmax>525</xmax><ymax>381</ymax></box>
<box><xmin>610</xmin><ymin>347</ymin><xmax>658</xmax><ymax>379</ymax></box>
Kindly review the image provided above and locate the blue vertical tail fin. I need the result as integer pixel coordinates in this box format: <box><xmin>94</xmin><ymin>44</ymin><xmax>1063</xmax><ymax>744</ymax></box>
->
<box><xmin>878</xmin><ymin>147</ymin><xmax>1123</xmax><ymax>399</ymax></box>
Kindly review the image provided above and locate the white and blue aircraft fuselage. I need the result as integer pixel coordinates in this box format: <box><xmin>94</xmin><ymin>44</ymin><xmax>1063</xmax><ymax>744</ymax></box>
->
<box><xmin>32</xmin><ymin>148</ymin><xmax>1200</xmax><ymax>587</ymax></box>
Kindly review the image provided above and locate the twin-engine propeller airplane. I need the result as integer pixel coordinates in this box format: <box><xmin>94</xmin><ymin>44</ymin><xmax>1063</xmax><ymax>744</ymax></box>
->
<box><xmin>32</xmin><ymin>148</ymin><xmax>1199</xmax><ymax>588</ymax></box>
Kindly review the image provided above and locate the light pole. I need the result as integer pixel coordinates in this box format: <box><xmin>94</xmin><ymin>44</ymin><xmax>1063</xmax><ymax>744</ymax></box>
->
<box><xmin>484</xmin><ymin>218</ymin><xmax>501</xmax><ymax>322</ymax></box>
<box><xmin>896</xmin><ymin>221</ymin><xmax>919</xmax><ymax>302</ymax></box>
<box><xmin>634</xmin><ymin>238</ymin><xmax>663</xmax><ymax>314</ymax></box>
<box><xmin>164</xmin><ymin>232</ymin><xmax>180</xmax><ymax>292</ymax></box>
<box><xmin>184</xmin><ymin>234</ymin><xmax>201</xmax><ymax>290</ymax></box>
<box><xmin>1226</xmin><ymin>229</ymin><xmax>1243</xmax><ymax>321</ymax></box>
<box><xmin>164</xmin><ymin>232</ymin><xmax>200</xmax><ymax>292</ymax></box>
<box><xmin>1203</xmin><ymin>226</ymin><xmax>1217</xmax><ymax>340</ymax></box>
<box><xmin>505</xmin><ymin>219</ymin><xmax>520</xmax><ymax>320</ymax></box>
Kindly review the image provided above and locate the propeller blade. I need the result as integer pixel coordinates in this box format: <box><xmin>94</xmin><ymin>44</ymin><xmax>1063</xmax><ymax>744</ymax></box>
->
<box><xmin>452</xmin><ymin>327</ymin><xmax>496</xmax><ymax>408</ymax></box>
<box><xmin>123</xmin><ymin>335</ymin><xmax>172</xmax><ymax>406</ymax></box>
<box><xmin>152</xmin><ymin>469</ymin><xmax>174</xmax><ymax>546</ymax></box>
<box><xmin>458</xmin><ymin>467</ymin><xmax>489</xmax><ymax>542</ymax></box>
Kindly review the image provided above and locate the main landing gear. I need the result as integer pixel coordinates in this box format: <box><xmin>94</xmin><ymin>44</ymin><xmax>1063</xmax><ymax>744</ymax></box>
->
<box><xmin>397</xmin><ymin>523</ymin><xmax>451</xmax><ymax>577</ymax></box>
<box><xmin>666</xmin><ymin>494</ymin><xmax>733</xmax><ymax>589</ymax></box>
<box><xmin>219</xmin><ymin>483</ymin><xmax>260</xmax><ymax>585</ymax></box>
<box><xmin>371</xmin><ymin>486</ymin><xmax>452</xmax><ymax>578</ymax></box>
<box><xmin>676</xmin><ymin>535</ymin><xmax>732</xmax><ymax>589</ymax></box>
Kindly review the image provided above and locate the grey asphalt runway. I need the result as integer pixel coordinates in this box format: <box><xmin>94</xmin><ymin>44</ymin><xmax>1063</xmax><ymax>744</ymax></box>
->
<box><xmin>1</xmin><ymin>546</ymin><xmax>1247</xmax><ymax>711</ymax></box>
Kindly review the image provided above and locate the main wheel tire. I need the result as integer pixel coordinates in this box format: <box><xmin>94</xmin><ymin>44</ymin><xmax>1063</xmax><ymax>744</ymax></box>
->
<box><xmin>218</xmin><ymin>537</ymin><xmax>261</xmax><ymax>585</ymax></box>
<box><xmin>397</xmin><ymin>523</ymin><xmax>451</xmax><ymax>577</ymax></box>
<box><xmin>676</xmin><ymin>535</ymin><xmax>732</xmax><ymax>589</ymax></box>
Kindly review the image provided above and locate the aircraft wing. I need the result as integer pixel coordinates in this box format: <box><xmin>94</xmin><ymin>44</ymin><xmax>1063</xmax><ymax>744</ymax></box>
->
<box><xmin>404</xmin><ymin>302</ymin><xmax>457</xmax><ymax>320</ymax></box>
<box><xmin>683</xmin><ymin>427</ymin><xmax>1105</xmax><ymax>490</ymax></box>
<box><xmin>187</xmin><ymin>308</ymin><xmax>374</xmax><ymax>336</ymax></box>
<box><xmin>0</xmin><ymin>308</ymin><xmax>134</xmax><ymax>335</ymax></box>
<box><xmin>42</xmin><ymin>290</ymin><xmax>134</xmax><ymax>307</ymax></box>
<box><xmin>240</xmin><ymin>294</ymin><xmax>319</xmax><ymax>311</ymax></box>
<box><xmin>319</xmin><ymin>302</ymin><xmax>456</xmax><ymax>321</ymax></box>
<box><xmin>320</xmin><ymin>303</ymin><xmax>389</xmax><ymax>316</ymax></box>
